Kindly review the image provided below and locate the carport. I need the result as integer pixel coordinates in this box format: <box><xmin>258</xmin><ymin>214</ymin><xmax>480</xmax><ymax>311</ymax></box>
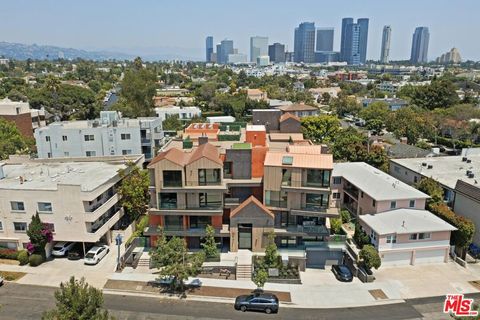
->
<box><xmin>306</xmin><ymin>248</ymin><xmax>345</xmax><ymax>268</ymax></box>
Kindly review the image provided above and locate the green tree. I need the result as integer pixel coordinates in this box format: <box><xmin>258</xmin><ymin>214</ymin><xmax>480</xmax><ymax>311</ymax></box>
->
<box><xmin>415</xmin><ymin>177</ymin><xmax>444</xmax><ymax>207</ymax></box>
<box><xmin>385</xmin><ymin>106</ymin><xmax>433</xmax><ymax>144</ymax></box>
<box><xmin>359</xmin><ymin>245</ymin><xmax>381</xmax><ymax>270</ymax></box>
<box><xmin>162</xmin><ymin>115</ymin><xmax>183</xmax><ymax>131</ymax></box>
<box><xmin>321</xmin><ymin>92</ymin><xmax>331</xmax><ymax>104</ymax></box>
<box><xmin>331</xmin><ymin>96</ymin><xmax>361</xmax><ymax>116</ymax></box>
<box><xmin>26</xmin><ymin>212</ymin><xmax>52</xmax><ymax>258</ymax></box>
<box><xmin>264</xmin><ymin>232</ymin><xmax>279</xmax><ymax>268</ymax></box>
<box><xmin>150</xmin><ymin>233</ymin><xmax>205</xmax><ymax>291</ymax></box>
<box><xmin>253</xmin><ymin>268</ymin><xmax>268</xmax><ymax>289</ymax></box>
<box><xmin>407</xmin><ymin>78</ymin><xmax>459</xmax><ymax>110</ymax></box>
<box><xmin>353</xmin><ymin>224</ymin><xmax>370</xmax><ymax>249</ymax></box>
<box><xmin>117</xmin><ymin>162</ymin><xmax>150</xmax><ymax>221</ymax></box>
<box><xmin>330</xmin><ymin>218</ymin><xmax>342</xmax><ymax>235</ymax></box>
<box><xmin>359</xmin><ymin>101</ymin><xmax>390</xmax><ymax>127</ymax></box>
<box><xmin>201</xmin><ymin>225</ymin><xmax>219</xmax><ymax>259</ymax></box>
<box><xmin>365</xmin><ymin>119</ymin><xmax>384</xmax><ymax>133</ymax></box>
<box><xmin>301</xmin><ymin>115</ymin><xmax>341</xmax><ymax>143</ymax></box>
<box><xmin>331</xmin><ymin>127</ymin><xmax>367</xmax><ymax>161</ymax></box>
<box><xmin>42</xmin><ymin>277</ymin><xmax>112</xmax><ymax>320</ymax></box>
<box><xmin>114</xmin><ymin>58</ymin><xmax>156</xmax><ymax>117</ymax></box>
<box><xmin>0</xmin><ymin>118</ymin><xmax>33</xmax><ymax>159</ymax></box>
<box><xmin>340</xmin><ymin>210</ymin><xmax>351</xmax><ymax>224</ymax></box>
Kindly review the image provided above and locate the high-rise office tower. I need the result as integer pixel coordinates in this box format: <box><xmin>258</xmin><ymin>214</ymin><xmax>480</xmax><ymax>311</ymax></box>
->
<box><xmin>205</xmin><ymin>36</ymin><xmax>214</xmax><ymax>62</ymax></box>
<box><xmin>250</xmin><ymin>36</ymin><xmax>268</xmax><ymax>63</ymax></box>
<box><xmin>217</xmin><ymin>39</ymin><xmax>234</xmax><ymax>64</ymax></box>
<box><xmin>380</xmin><ymin>26</ymin><xmax>392</xmax><ymax>63</ymax></box>
<box><xmin>268</xmin><ymin>43</ymin><xmax>286</xmax><ymax>63</ymax></box>
<box><xmin>294</xmin><ymin>22</ymin><xmax>316</xmax><ymax>63</ymax></box>
<box><xmin>340</xmin><ymin>18</ymin><xmax>369</xmax><ymax>65</ymax></box>
<box><xmin>410</xmin><ymin>27</ymin><xmax>430</xmax><ymax>64</ymax></box>
<box><xmin>316</xmin><ymin>28</ymin><xmax>334</xmax><ymax>52</ymax></box>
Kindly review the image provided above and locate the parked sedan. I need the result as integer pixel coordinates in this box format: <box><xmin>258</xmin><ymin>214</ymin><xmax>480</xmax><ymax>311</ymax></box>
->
<box><xmin>331</xmin><ymin>264</ymin><xmax>353</xmax><ymax>282</ymax></box>
<box><xmin>84</xmin><ymin>245</ymin><xmax>109</xmax><ymax>265</ymax></box>
<box><xmin>52</xmin><ymin>242</ymin><xmax>76</xmax><ymax>257</ymax></box>
<box><xmin>234</xmin><ymin>293</ymin><xmax>279</xmax><ymax>314</ymax></box>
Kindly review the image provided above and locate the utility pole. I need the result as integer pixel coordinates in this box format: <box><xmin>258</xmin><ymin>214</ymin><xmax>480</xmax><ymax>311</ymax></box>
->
<box><xmin>115</xmin><ymin>234</ymin><xmax>122</xmax><ymax>270</ymax></box>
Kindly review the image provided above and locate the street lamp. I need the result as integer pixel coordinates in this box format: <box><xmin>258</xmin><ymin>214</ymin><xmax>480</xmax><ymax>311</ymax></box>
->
<box><xmin>115</xmin><ymin>234</ymin><xmax>122</xmax><ymax>268</ymax></box>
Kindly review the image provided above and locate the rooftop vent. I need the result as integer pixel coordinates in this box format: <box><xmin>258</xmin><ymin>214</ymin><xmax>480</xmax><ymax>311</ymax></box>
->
<box><xmin>467</xmin><ymin>159</ymin><xmax>472</xmax><ymax>163</ymax></box>
<box><xmin>468</xmin><ymin>173</ymin><xmax>475</xmax><ymax>179</ymax></box>
<box><xmin>462</xmin><ymin>157</ymin><xmax>468</xmax><ymax>162</ymax></box>
<box><xmin>422</xmin><ymin>162</ymin><xmax>427</xmax><ymax>167</ymax></box>
<box><xmin>427</xmin><ymin>164</ymin><xmax>433</xmax><ymax>169</ymax></box>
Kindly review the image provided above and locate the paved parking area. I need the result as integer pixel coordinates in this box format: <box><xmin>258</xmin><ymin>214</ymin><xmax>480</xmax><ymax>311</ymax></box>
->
<box><xmin>0</xmin><ymin>242</ymin><xmax>118</xmax><ymax>288</ymax></box>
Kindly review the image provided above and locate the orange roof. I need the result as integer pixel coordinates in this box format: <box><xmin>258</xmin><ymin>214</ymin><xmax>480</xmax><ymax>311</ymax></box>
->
<box><xmin>187</xmin><ymin>142</ymin><xmax>222</xmax><ymax>165</ymax></box>
<box><xmin>148</xmin><ymin>148</ymin><xmax>189</xmax><ymax>167</ymax></box>
<box><xmin>286</xmin><ymin>145</ymin><xmax>324</xmax><ymax>154</ymax></box>
<box><xmin>264</xmin><ymin>151</ymin><xmax>333</xmax><ymax>169</ymax></box>
<box><xmin>230</xmin><ymin>196</ymin><xmax>274</xmax><ymax>218</ymax></box>
<box><xmin>279</xmin><ymin>113</ymin><xmax>300</xmax><ymax>123</ymax></box>
<box><xmin>278</xmin><ymin>103</ymin><xmax>318</xmax><ymax>112</ymax></box>
<box><xmin>269</xmin><ymin>133</ymin><xmax>304</xmax><ymax>142</ymax></box>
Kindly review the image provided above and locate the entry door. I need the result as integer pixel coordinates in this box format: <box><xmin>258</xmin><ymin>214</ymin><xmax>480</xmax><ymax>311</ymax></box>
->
<box><xmin>238</xmin><ymin>224</ymin><xmax>252</xmax><ymax>250</ymax></box>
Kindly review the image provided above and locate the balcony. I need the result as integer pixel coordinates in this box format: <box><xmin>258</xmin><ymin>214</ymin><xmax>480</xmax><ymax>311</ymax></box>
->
<box><xmin>224</xmin><ymin>198</ymin><xmax>240</xmax><ymax>208</ymax></box>
<box><xmin>85</xmin><ymin>194</ymin><xmax>120</xmax><ymax>222</ymax></box>
<box><xmin>163</xmin><ymin>180</ymin><xmax>183</xmax><ymax>188</ymax></box>
<box><xmin>290</xmin><ymin>206</ymin><xmax>339</xmax><ymax>218</ymax></box>
<box><xmin>269</xmin><ymin>225</ymin><xmax>329</xmax><ymax>236</ymax></box>
<box><xmin>141</xmin><ymin>138</ymin><xmax>151</xmax><ymax>145</ymax></box>
<box><xmin>344</xmin><ymin>185</ymin><xmax>359</xmax><ymax>199</ymax></box>
<box><xmin>265</xmin><ymin>200</ymin><xmax>288</xmax><ymax>209</ymax></box>
<box><xmin>281</xmin><ymin>180</ymin><xmax>330</xmax><ymax>192</ymax></box>
<box><xmin>149</xmin><ymin>205</ymin><xmax>223</xmax><ymax>216</ymax></box>
<box><xmin>144</xmin><ymin>225</ymin><xmax>229</xmax><ymax>237</ymax></box>
<box><xmin>84</xmin><ymin>208</ymin><xmax>123</xmax><ymax>242</ymax></box>
<box><xmin>343</xmin><ymin>202</ymin><xmax>358</xmax><ymax>215</ymax></box>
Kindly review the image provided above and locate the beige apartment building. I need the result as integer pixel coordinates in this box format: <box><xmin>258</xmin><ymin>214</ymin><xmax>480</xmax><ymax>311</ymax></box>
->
<box><xmin>0</xmin><ymin>155</ymin><xmax>144</xmax><ymax>254</ymax></box>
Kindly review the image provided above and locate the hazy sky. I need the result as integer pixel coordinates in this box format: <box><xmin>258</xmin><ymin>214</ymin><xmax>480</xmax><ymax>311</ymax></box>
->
<box><xmin>1</xmin><ymin>0</ymin><xmax>479</xmax><ymax>61</ymax></box>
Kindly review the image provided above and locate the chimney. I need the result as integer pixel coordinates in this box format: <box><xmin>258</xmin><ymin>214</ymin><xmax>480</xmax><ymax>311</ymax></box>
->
<box><xmin>0</xmin><ymin>163</ymin><xmax>5</xmax><ymax>179</ymax></box>
<box><xmin>198</xmin><ymin>136</ymin><xmax>209</xmax><ymax>145</ymax></box>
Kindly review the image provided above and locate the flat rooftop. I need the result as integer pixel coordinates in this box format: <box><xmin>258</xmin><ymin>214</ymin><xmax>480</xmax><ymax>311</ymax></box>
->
<box><xmin>333</xmin><ymin>162</ymin><xmax>429</xmax><ymax>201</ymax></box>
<box><xmin>360</xmin><ymin>209</ymin><xmax>457</xmax><ymax>235</ymax></box>
<box><xmin>0</xmin><ymin>156</ymin><xmax>142</xmax><ymax>191</ymax></box>
<box><xmin>37</xmin><ymin>117</ymin><xmax>158</xmax><ymax>131</ymax></box>
<box><xmin>391</xmin><ymin>155</ymin><xmax>480</xmax><ymax>189</ymax></box>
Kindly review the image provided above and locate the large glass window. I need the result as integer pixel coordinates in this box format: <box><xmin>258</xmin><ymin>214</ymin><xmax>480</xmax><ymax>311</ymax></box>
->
<box><xmin>223</xmin><ymin>162</ymin><xmax>232</xmax><ymax>178</ymax></box>
<box><xmin>199</xmin><ymin>193</ymin><xmax>222</xmax><ymax>208</ymax></box>
<box><xmin>163</xmin><ymin>170</ymin><xmax>182</xmax><ymax>187</ymax></box>
<box><xmin>11</xmin><ymin>201</ymin><xmax>25</xmax><ymax>211</ymax></box>
<box><xmin>37</xmin><ymin>202</ymin><xmax>53</xmax><ymax>213</ymax></box>
<box><xmin>198</xmin><ymin>169</ymin><xmax>221</xmax><ymax>185</ymax></box>
<box><xmin>305</xmin><ymin>193</ymin><xmax>328</xmax><ymax>210</ymax></box>
<box><xmin>13</xmin><ymin>222</ymin><xmax>27</xmax><ymax>232</ymax></box>
<box><xmin>281</xmin><ymin>169</ymin><xmax>292</xmax><ymax>186</ymax></box>
<box><xmin>159</xmin><ymin>193</ymin><xmax>177</xmax><ymax>209</ymax></box>
<box><xmin>164</xmin><ymin>216</ymin><xmax>183</xmax><ymax>230</ymax></box>
<box><xmin>265</xmin><ymin>190</ymin><xmax>287</xmax><ymax>208</ymax></box>
<box><xmin>189</xmin><ymin>216</ymin><xmax>210</xmax><ymax>229</ymax></box>
<box><xmin>305</xmin><ymin>169</ymin><xmax>330</xmax><ymax>187</ymax></box>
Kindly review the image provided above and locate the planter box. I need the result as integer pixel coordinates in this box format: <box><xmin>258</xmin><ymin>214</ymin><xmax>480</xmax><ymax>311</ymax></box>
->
<box><xmin>267</xmin><ymin>278</ymin><xmax>302</xmax><ymax>285</ymax></box>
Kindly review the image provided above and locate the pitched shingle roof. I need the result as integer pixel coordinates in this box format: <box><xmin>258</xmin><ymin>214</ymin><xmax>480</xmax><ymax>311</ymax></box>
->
<box><xmin>187</xmin><ymin>142</ymin><xmax>222</xmax><ymax>165</ymax></box>
<box><xmin>230</xmin><ymin>196</ymin><xmax>274</xmax><ymax>218</ymax></box>
<box><xmin>148</xmin><ymin>148</ymin><xmax>190</xmax><ymax>167</ymax></box>
<box><xmin>148</xmin><ymin>143</ymin><xmax>222</xmax><ymax>168</ymax></box>
<box><xmin>277</xmin><ymin>103</ymin><xmax>318</xmax><ymax>112</ymax></box>
<box><xmin>279</xmin><ymin>113</ymin><xmax>300</xmax><ymax>123</ymax></box>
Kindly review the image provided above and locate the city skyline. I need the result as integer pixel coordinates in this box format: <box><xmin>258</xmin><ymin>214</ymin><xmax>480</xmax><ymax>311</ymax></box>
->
<box><xmin>0</xmin><ymin>0</ymin><xmax>478</xmax><ymax>61</ymax></box>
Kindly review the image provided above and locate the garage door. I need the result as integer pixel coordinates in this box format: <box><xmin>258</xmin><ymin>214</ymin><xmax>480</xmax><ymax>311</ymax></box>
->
<box><xmin>381</xmin><ymin>251</ymin><xmax>412</xmax><ymax>266</ymax></box>
<box><xmin>415</xmin><ymin>249</ymin><xmax>446</xmax><ymax>265</ymax></box>
<box><xmin>306</xmin><ymin>249</ymin><xmax>344</xmax><ymax>268</ymax></box>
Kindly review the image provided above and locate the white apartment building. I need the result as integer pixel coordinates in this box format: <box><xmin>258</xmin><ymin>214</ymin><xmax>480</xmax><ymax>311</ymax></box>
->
<box><xmin>155</xmin><ymin>106</ymin><xmax>202</xmax><ymax>123</ymax></box>
<box><xmin>35</xmin><ymin>111</ymin><xmax>163</xmax><ymax>161</ymax></box>
<box><xmin>0</xmin><ymin>98</ymin><xmax>46</xmax><ymax>137</ymax></box>
<box><xmin>0</xmin><ymin>155</ymin><xmax>144</xmax><ymax>254</ymax></box>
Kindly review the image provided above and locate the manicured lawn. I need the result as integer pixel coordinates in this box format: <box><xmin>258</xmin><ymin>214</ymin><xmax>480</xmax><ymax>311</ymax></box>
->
<box><xmin>0</xmin><ymin>270</ymin><xmax>26</xmax><ymax>281</ymax></box>
<box><xmin>0</xmin><ymin>259</ymin><xmax>20</xmax><ymax>265</ymax></box>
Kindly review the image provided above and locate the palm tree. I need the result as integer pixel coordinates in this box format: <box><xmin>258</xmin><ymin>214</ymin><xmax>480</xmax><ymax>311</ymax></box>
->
<box><xmin>44</xmin><ymin>76</ymin><xmax>61</xmax><ymax>120</ymax></box>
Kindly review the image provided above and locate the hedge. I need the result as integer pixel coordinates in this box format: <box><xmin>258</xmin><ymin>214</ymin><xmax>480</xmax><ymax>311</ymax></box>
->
<box><xmin>0</xmin><ymin>248</ymin><xmax>19</xmax><ymax>260</ymax></box>
<box><xmin>17</xmin><ymin>250</ymin><xmax>29</xmax><ymax>265</ymax></box>
<box><xmin>28</xmin><ymin>254</ymin><xmax>44</xmax><ymax>267</ymax></box>
<box><xmin>435</xmin><ymin>136</ymin><xmax>480</xmax><ymax>149</ymax></box>
<box><xmin>430</xmin><ymin>203</ymin><xmax>475</xmax><ymax>249</ymax></box>
<box><xmin>219</xmin><ymin>124</ymin><xmax>241</xmax><ymax>132</ymax></box>
<box><xmin>218</xmin><ymin>134</ymin><xmax>241</xmax><ymax>141</ymax></box>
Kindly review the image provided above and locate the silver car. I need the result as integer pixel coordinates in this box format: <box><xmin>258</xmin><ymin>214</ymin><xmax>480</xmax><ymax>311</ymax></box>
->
<box><xmin>52</xmin><ymin>242</ymin><xmax>76</xmax><ymax>257</ymax></box>
<box><xmin>84</xmin><ymin>245</ymin><xmax>109</xmax><ymax>265</ymax></box>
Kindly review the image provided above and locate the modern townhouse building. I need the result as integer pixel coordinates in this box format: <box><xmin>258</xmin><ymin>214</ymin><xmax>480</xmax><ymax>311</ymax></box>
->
<box><xmin>390</xmin><ymin>152</ymin><xmax>480</xmax><ymax>245</ymax></box>
<box><xmin>0</xmin><ymin>97</ymin><xmax>46</xmax><ymax>138</ymax></box>
<box><xmin>35</xmin><ymin>111</ymin><xmax>163</xmax><ymax>162</ymax></box>
<box><xmin>359</xmin><ymin>209</ymin><xmax>456</xmax><ymax>266</ymax></box>
<box><xmin>155</xmin><ymin>106</ymin><xmax>202</xmax><ymax>123</ymax></box>
<box><xmin>0</xmin><ymin>155</ymin><xmax>144</xmax><ymax>255</ymax></box>
<box><xmin>332</xmin><ymin>162</ymin><xmax>429</xmax><ymax>217</ymax></box>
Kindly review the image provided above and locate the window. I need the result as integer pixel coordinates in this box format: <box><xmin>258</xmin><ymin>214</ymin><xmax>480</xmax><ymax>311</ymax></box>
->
<box><xmin>409</xmin><ymin>200</ymin><xmax>415</xmax><ymax>208</ymax></box>
<box><xmin>64</xmin><ymin>152</ymin><xmax>69</xmax><ymax>157</ymax></box>
<box><xmin>360</xmin><ymin>191</ymin><xmax>364</xmax><ymax>198</ymax></box>
<box><xmin>37</xmin><ymin>202</ymin><xmax>53</xmax><ymax>213</ymax></box>
<box><xmin>11</xmin><ymin>201</ymin><xmax>25</xmax><ymax>211</ymax></box>
<box><xmin>62</xmin><ymin>135</ymin><xmax>68</xmax><ymax>141</ymax></box>
<box><xmin>333</xmin><ymin>177</ymin><xmax>342</xmax><ymax>185</ymax></box>
<box><xmin>394</xmin><ymin>166</ymin><xmax>400</xmax><ymax>173</ymax></box>
<box><xmin>198</xmin><ymin>169</ymin><xmax>221</xmax><ymax>186</ymax></box>
<box><xmin>281</xmin><ymin>169</ymin><xmax>292</xmax><ymax>186</ymax></box>
<box><xmin>84</xmin><ymin>134</ymin><xmax>95</xmax><ymax>141</ymax></box>
<box><xmin>414</xmin><ymin>176</ymin><xmax>418</xmax><ymax>183</ymax></box>
<box><xmin>305</xmin><ymin>193</ymin><xmax>328</xmax><ymax>209</ymax></box>
<box><xmin>223</xmin><ymin>162</ymin><xmax>232</xmax><ymax>178</ymax></box>
<box><xmin>282</xmin><ymin>156</ymin><xmax>293</xmax><ymax>165</ymax></box>
<box><xmin>370</xmin><ymin>230</ymin><xmax>376</xmax><ymax>241</ymax></box>
<box><xmin>43</xmin><ymin>223</ymin><xmax>55</xmax><ymax>233</ymax></box>
<box><xmin>199</xmin><ymin>193</ymin><xmax>222</xmax><ymax>208</ymax></box>
<box><xmin>419</xmin><ymin>232</ymin><xmax>431</xmax><ymax>240</ymax></box>
<box><xmin>14</xmin><ymin>222</ymin><xmax>27</xmax><ymax>232</ymax></box>
<box><xmin>372</xmin><ymin>199</ymin><xmax>376</xmax><ymax>207</ymax></box>
<box><xmin>189</xmin><ymin>216</ymin><xmax>210</xmax><ymax>229</ymax></box>
<box><xmin>409</xmin><ymin>233</ymin><xmax>418</xmax><ymax>240</ymax></box>
<box><xmin>305</xmin><ymin>169</ymin><xmax>330</xmax><ymax>187</ymax></box>
<box><xmin>47</xmin><ymin>152</ymin><xmax>52</xmax><ymax>158</ymax></box>
<box><xmin>122</xmin><ymin>149</ymin><xmax>132</xmax><ymax>155</ymax></box>
<box><xmin>332</xmin><ymin>192</ymin><xmax>340</xmax><ymax>199</ymax></box>
<box><xmin>163</xmin><ymin>170</ymin><xmax>182</xmax><ymax>187</ymax></box>
<box><xmin>0</xmin><ymin>221</ymin><xmax>3</xmax><ymax>231</ymax></box>
<box><xmin>45</xmin><ymin>136</ymin><xmax>50</xmax><ymax>142</ymax></box>
<box><xmin>159</xmin><ymin>193</ymin><xmax>177</xmax><ymax>209</ymax></box>
<box><xmin>390</xmin><ymin>201</ymin><xmax>397</xmax><ymax>209</ymax></box>
<box><xmin>86</xmin><ymin>151</ymin><xmax>96</xmax><ymax>157</ymax></box>
<box><xmin>386</xmin><ymin>235</ymin><xmax>397</xmax><ymax>243</ymax></box>
<box><xmin>121</xmin><ymin>133</ymin><xmax>131</xmax><ymax>140</ymax></box>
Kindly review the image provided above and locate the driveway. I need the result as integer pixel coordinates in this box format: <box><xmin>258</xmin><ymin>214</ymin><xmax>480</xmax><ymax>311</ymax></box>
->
<box><xmin>0</xmin><ymin>242</ymin><xmax>119</xmax><ymax>288</ymax></box>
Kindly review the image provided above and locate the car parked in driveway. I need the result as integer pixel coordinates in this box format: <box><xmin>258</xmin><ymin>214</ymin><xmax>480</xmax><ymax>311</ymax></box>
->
<box><xmin>234</xmin><ymin>293</ymin><xmax>279</xmax><ymax>314</ymax></box>
<box><xmin>331</xmin><ymin>264</ymin><xmax>353</xmax><ymax>282</ymax></box>
<box><xmin>84</xmin><ymin>245</ymin><xmax>109</xmax><ymax>265</ymax></box>
<box><xmin>52</xmin><ymin>242</ymin><xmax>76</xmax><ymax>257</ymax></box>
<box><xmin>0</xmin><ymin>275</ymin><xmax>4</xmax><ymax>286</ymax></box>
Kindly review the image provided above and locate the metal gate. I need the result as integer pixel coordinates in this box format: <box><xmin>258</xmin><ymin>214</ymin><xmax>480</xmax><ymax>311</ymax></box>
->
<box><xmin>306</xmin><ymin>248</ymin><xmax>344</xmax><ymax>268</ymax></box>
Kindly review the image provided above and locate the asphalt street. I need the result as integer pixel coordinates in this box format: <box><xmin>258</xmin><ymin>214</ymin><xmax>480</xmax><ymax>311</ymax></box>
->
<box><xmin>1</xmin><ymin>282</ymin><xmax>476</xmax><ymax>320</ymax></box>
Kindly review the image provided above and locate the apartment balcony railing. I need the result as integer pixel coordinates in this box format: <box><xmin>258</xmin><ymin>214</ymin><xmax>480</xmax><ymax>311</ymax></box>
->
<box><xmin>141</xmin><ymin>138</ymin><xmax>151</xmax><ymax>144</ymax></box>
<box><xmin>344</xmin><ymin>186</ymin><xmax>359</xmax><ymax>199</ymax></box>
<box><xmin>265</xmin><ymin>200</ymin><xmax>288</xmax><ymax>208</ymax></box>
<box><xmin>163</xmin><ymin>181</ymin><xmax>183</xmax><ymax>188</ymax></box>
<box><xmin>286</xmin><ymin>224</ymin><xmax>329</xmax><ymax>235</ymax></box>
<box><xmin>343</xmin><ymin>202</ymin><xmax>358</xmax><ymax>215</ymax></box>
<box><xmin>144</xmin><ymin>225</ymin><xmax>229</xmax><ymax>236</ymax></box>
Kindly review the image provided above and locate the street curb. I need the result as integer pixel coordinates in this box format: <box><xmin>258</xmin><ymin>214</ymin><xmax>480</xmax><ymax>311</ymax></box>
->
<box><xmin>102</xmin><ymin>288</ymin><xmax>406</xmax><ymax>309</ymax></box>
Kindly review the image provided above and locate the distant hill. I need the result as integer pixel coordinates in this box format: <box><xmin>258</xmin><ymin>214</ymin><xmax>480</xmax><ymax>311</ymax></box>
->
<box><xmin>0</xmin><ymin>41</ymin><xmax>135</xmax><ymax>61</ymax></box>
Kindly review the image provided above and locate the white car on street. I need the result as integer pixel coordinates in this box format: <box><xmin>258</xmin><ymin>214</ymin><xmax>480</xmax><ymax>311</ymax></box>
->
<box><xmin>52</xmin><ymin>242</ymin><xmax>76</xmax><ymax>257</ymax></box>
<box><xmin>84</xmin><ymin>245</ymin><xmax>109</xmax><ymax>265</ymax></box>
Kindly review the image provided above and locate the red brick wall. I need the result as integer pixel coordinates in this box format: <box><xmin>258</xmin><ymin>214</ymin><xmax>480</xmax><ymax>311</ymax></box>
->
<box><xmin>0</xmin><ymin>113</ymin><xmax>33</xmax><ymax>138</ymax></box>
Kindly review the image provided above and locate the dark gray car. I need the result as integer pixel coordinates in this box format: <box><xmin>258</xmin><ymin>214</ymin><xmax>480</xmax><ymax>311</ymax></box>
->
<box><xmin>332</xmin><ymin>264</ymin><xmax>353</xmax><ymax>282</ymax></box>
<box><xmin>234</xmin><ymin>293</ymin><xmax>279</xmax><ymax>314</ymax></box>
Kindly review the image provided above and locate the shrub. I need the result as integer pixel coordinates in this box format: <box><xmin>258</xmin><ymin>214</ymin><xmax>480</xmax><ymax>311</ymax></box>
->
<box><xmin>353</xmin><ymin>224</ymin><xmax>370</xmax><ymax>249</ymax></box>
<box><xmin>330</xmin><ymin>218</ymin><xmax>342</xmax><ymax>235</ymax></box>
<box><xmin>340</xmin><ymin>210</ymin><xmax>351</xmax><ymax>223</ymax></box>
<box><xmin>29</xmin><ymin>254</ymin><xmax>44</xmax><ymax>267</ymax></box>
<box><xmin>253</xmin><ymin>268</ymin><xmax>268</xmax><ymax>288</ymax></box>
<box><xmin>17</xmin><ymin>250</ymin><xmax>29</xmax><ymax>265</ymax></box>
<box><xmin>359</xmin><ymin>245</ymin><xmax>381</xmax><ymax>270</ymax></box>
<box><xmin>0</xmin><ymin>248</ymin><xmax>19</xmax><ymax>260</ymax></box>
